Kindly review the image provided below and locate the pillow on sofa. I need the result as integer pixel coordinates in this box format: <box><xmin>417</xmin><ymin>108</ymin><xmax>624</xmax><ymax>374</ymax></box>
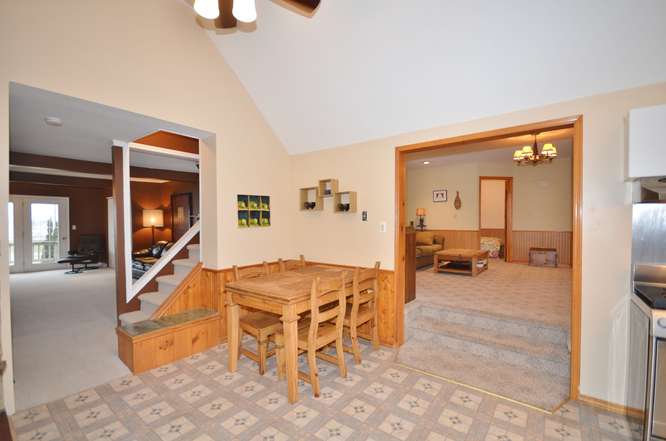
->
<box><xmin>415</xmin><ymin>231</ymin><xmax>434</xmax><ymax>245</ymax></box>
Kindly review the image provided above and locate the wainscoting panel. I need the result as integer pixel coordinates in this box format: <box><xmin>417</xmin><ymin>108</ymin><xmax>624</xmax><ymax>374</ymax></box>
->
<box><xmin>427</xmin><ymin>229</ymin><xmax>480</xmax><ymax>249</ymax></box>
<box><xmin>512</xmin><ymin>230</ymin><xmax>572</xmax><ymax>266</ymax></box>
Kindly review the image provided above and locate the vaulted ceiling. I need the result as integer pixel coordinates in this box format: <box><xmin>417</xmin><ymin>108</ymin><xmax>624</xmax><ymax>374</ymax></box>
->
<box><xmin>206</xmin><ymin>0</ymin><xmax>666</xmax><ymax>154</ymax></box>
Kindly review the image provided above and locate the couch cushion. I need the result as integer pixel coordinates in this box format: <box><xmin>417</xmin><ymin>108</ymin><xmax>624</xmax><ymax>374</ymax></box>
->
<box><xmin>416</xmin><ymin>244</ymin><xmax>443</xmax><ymax>257</ymax></box>
<box><xmin>415</xmin><ymin>231</ymin><xmax>434</xmax><ymax>245</ymax></box>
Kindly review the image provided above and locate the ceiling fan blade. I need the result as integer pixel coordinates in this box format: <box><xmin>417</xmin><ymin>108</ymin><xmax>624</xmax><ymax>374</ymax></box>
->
<box><xmin>215</xmin><ymin>0</ymin><xmax>237</xmax><ymax>28</ymax></box>
<box><xmin>282</xmin><ymin>0</ymin><xmax>321</xmax><ymax>13</ymax></box>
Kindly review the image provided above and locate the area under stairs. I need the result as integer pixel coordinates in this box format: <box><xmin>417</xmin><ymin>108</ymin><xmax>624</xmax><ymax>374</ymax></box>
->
<box><xmin>119</xmin><ymin>243</ymin><xmax>200</xmax><ymax>326</ymax></box>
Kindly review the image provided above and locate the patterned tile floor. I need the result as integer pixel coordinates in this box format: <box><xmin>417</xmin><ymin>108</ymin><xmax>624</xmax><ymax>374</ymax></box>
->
<box><xmin>417</xmin><ymin>260</ymin><xmax>572</xmax><ymax>328</ymax></box>
<box><xmin>12</xmin><ymin>341</ymin><xmax>641</xmax><ymax>441</ymax></box>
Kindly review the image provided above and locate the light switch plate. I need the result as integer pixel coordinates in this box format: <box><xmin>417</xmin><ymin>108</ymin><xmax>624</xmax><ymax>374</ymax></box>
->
<box><xmin>379</xmin><ymin>221</ymin><xmax>387</xmax><ymax>233</ymax></box>
<box><xmin>362</xmin><ymin>211</ymin><xmax>368</xmax><ymax>221</ymax></box>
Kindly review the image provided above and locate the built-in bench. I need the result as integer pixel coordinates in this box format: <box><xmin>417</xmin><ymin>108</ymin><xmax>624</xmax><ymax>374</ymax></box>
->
<box><xmin>116</xmin><ymin>308</ymin><xmax>221</xmax><ymax>373</ymax></box>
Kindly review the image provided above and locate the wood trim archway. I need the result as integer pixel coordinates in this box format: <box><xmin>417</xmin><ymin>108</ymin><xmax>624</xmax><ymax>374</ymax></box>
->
<box><xmin>394</xmin><ymin>115</ymin><xmax>583</xmax><ymax>400</ymax></box>
<box><xmin>479</xmin><ymin>176</ymin><xmax>513</xmax><ymax>262</ymax></box>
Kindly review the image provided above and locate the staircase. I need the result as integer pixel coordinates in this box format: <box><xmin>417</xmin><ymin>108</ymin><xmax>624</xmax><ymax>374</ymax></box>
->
<box><xmin>398</xmin><ymin>301</ymin><xmax>570</xmax><ymax>411</ymax></box>
<box><xmin>119</xmin><ymin>243</ymin><xmax>200</xmax><ymax>326</ymax></box>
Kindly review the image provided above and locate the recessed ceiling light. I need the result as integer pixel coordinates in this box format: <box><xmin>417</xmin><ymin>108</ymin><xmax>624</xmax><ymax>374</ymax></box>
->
<box><xmin>44</xmin><ymin>116</ymin><xmax>63</xmax><ymax>127</ymax></box>
<box><xmin>423</xmin><ymin>161</ymin><xmax>430</xmax><ymax>165</ymax></box>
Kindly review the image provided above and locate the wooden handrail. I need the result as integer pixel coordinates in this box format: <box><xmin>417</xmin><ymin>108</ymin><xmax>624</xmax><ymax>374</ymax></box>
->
<box><xmin>130</xmin><ymin>221</ymin><xmax>200</xmax><ymax>299</ymax></box>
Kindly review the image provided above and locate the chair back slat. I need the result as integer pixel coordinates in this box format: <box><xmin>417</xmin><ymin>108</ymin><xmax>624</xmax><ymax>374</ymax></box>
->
<box><xmin>308</xmin><ymin>274</ymin><xmax>347</xmax><ymax>343</ymax></box>
<box><xmin>233</xmin><ymin>262</ymin><xmax>269</xmax><ymax>281</ymax></box>
<box><xmin>278</xmin><ymin>255</ymin><xmax>306</xmax><ymax>272</ymax></box>
<box><xmin>350</xmin><ymin>262</ymin><xmax>380</xmax><ymax>321</ymax></box>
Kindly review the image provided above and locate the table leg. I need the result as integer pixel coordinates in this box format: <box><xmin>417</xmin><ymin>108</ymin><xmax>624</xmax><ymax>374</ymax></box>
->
<box><xmin>471</xmin><ymin>256</ymin><xmax>477</xmax><ymax>276</ymax></box>
<box><xmin>226</xmin><ymin>292</ymin><xmax>240</xmax><ymax>372</ymax></box>
<box><xmin>282</xmin><ymin>305</ymin><xmax>300</xmax><ymax>404</ymax></box>
<box><xmin>433</xmin><ymin>254</ymin><xmax>439</xmax><ymax>273</ymax></box>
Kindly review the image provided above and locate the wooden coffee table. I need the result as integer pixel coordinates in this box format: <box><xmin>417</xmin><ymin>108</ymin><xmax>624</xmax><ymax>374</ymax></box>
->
<box><xmin>434</xmin><ymin>249</ymin><xmax>489</xmax><ymax>276</ymax></box>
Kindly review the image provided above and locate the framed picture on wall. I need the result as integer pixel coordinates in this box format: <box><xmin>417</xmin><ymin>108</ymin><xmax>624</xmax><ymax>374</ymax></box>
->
<box><xmin>433</xmin><ymin>189</ymin><xmax>447</xmax><ymax>203</ymax></box>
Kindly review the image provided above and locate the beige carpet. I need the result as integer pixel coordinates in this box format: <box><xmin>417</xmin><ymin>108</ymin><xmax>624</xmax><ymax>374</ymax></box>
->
<box><xmin>11</xmin><ymin>268</ymin><xmax>130</xmax><ymax>411</ymax></box>
<box><xmin>417</xmin><ymin>260</ymin><xmax>571</xmax><ymax>328</ymax></box>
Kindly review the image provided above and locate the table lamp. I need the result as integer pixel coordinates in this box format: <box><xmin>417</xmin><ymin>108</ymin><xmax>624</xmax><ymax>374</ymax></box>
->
<box><xmin>416</xmin><ymin>208</ymin><xmax>426</xmax><ymax>231</ymax></box>
<box><xmin>143</xmin><ymin>209</ymin><xmax>164</xmax><ymax>244</ymax></box>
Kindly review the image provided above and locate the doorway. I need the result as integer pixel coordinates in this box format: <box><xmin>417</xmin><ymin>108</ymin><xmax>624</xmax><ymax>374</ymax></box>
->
<box><xmin>9</xmin><ymin>195</ymin><xmax>69</xmax><ymax>273</ymax></box>
<box><xmin>171</xmin><ymin>192</ymin><xmax>193</xmax><ymax>242</ymax></box>
<box><xmin>394</xmin><ymin>116</ymin><xmax>583</xmax><ymax>402</ymax></box>
<box><xmin>479</xmin><ymin>177</ymin><xmax>512</xmax><ymax>262</ymax></box>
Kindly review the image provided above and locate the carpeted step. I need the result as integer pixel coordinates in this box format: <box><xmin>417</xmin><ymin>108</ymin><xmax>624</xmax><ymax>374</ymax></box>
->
<box><xmin>396</xmin><ymin>335</ymin><xmax>569</xmax><ymax>412</ymax></box>
<box><xmin>118</xmin><ymin>310</ymin><xmax>150</xmax><ymax>327</ymax></box>
<box><xmin>416</xmin><ymin>301</ymin><xmax>568</xmax><ymax>346</ymax></box>
<box><xmin>138</xmin><ymin>291</ymin><xmax>169</xmax><ymax>316</ymax></box>
<box><xmin>409</xmin><ymin>315</ymin><xmax>569</xmax><ymax>377</ymax></box>
<box><xmin>172</xmin><ymin>258</ymin><xmax>198</xmax><ymax>277</ymax></box>
<box><xmin>156</xmin><ymin>274</ymin><xmax>183</xmax><ymax>295</ymax></box>
<box><xmin>187</xmin><ymin>243</ymin><xmax>200</xmax><ymax>260</ymax></box>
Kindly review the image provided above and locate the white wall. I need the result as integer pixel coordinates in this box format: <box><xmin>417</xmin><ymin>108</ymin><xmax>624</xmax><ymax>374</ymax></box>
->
<box><xmin>0</xmin><ymin>0</ymin><xmax>295</xmax><ymax>413</ymax></box>
<box><xmin>291</xmin><ymin>81</ymin><xmax>666</xmax><ymax>406</ymax></box>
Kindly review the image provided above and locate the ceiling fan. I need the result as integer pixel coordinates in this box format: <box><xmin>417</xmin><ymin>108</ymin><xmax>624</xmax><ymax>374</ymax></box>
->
<box><xmin>193</xmin><ymin>0</ymin><xmax>321</xmax><ymax>29</ymax></box>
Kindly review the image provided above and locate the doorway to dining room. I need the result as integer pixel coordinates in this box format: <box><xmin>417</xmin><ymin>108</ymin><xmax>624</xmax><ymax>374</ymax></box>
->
<box><xmin>395</xmin><ymin>117</ymin><xmax>581</xmax><ymax>412</ymax></box>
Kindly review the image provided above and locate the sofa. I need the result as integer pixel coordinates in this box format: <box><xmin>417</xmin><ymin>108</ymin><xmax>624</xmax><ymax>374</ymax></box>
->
<box><xmin>415</xmin><ymin>231</ymin><xmax>444</xmax><ymax>268</ymax></box>
<box><xmin>132</xmin><ymin>240</ymin><xmax>173</xmax><ymax>279</ymax></box>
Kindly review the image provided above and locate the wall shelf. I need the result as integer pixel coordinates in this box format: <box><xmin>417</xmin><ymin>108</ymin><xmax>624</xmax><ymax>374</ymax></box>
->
<box><xmin>238</xmin><ymin>195</ymin><xmax>271</xmax><ymax>227</ymax></box>
<box><xmin>334</xmin><ymin>191</ymin><xmax>357</xmax><ymax>213</ymax></box>
<box><xmin>299</xmin><ymin>187</ymin><xmax>323</xmax><ymax>211</ymax></box>
<box><xmin>318</xmin><ymin>179</ymin><xmax>339</xmax><ymax>198</ymax></box>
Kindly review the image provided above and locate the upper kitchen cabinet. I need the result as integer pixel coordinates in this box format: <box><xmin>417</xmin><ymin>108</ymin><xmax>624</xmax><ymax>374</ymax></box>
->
<box><xmin>628</xmin><ymin>104</ymin><xmax>666</xmax><ymax>179</ymax></box>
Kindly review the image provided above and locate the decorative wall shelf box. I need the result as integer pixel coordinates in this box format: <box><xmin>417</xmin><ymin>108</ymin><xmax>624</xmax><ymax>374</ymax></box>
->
<box><xmin>334</xmin><ymin>191</ymin><xmax>357</xmax><ymax>213</ymax></box>
<box><xmin>299</xmin><ymin>187</ymin><xmax>323</xmax><ymax>211</ymax></box>
<box><xmin>318</xmin><ymin>179</ymin><xmax>339</xmax><ymax>198</ymax></box>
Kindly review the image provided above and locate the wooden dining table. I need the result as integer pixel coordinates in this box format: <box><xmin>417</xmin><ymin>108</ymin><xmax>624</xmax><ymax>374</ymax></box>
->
<box><xmin>224</xmin><ymin>265</ymin><xmax>352</xmax><ymax>403</ymax></box>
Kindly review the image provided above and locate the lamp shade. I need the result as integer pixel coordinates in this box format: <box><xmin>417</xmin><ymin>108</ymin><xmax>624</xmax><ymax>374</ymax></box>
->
<box><xmin>193</xmin><ymin>0</ymin><xmax>220</xmax><ymax>19</ymax></box>
<box><xmin>541</xmin><ymin>143</ymin><xmax>558</xmax><ymax>157</ymax></box>
<box><xmin>143</xmin><ymin>209</ymin><xmax>164</xmax><ymax>228</ymax></box>
<box><xmin>233</xmin><ymin>0</ymin><xmax>257</xmax><ymax>23</ymax></box>
<box><xmin>416</xmin><ymin>208</ymin><xmax>426</xmax><ymax>216</ymax></box>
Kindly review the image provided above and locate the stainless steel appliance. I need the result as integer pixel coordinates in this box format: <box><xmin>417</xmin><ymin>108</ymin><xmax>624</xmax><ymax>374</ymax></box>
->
<box><xmin>631</xmin><ymin>202</ymin><xmax>666</xmax><ymax>441</ymax></box>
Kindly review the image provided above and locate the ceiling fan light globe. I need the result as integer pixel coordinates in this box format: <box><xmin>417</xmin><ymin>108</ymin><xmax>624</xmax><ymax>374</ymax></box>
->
<box><xmin>233</xmin><ymin>0</ymin><xmax>257</xmax><ymax>23</ymax></box>
<box><xmin>194</xmin><ymin>0</ymin><xmax>220</xmax><ymax>19</ymax></box>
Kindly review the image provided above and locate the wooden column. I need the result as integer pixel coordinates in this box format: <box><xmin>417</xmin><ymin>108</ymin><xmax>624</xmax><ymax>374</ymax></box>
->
<box><xmin>112</xmin><ymin>146</ymin><xmax>139</xmax><ymax>319</ymax></box>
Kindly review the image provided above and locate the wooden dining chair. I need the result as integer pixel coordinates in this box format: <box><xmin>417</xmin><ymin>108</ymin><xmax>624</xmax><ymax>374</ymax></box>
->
<box><xmin>344</xmin><ymin>262</ymin><xmax>381</xmax><ymax>364</ymax></box>
<box><xmin>275</xmin><ymin>274</ymin><xmax>347</xmax><ymax>397</ymax></box>
<box><xmin>278</xmin><ymin>255</ymin><xmax>306</xmax><ymax>272</ymax></box>
<box><xmin>232</xmin><ymin>262</ymin><xmax>281</xmax><ymax>375</ymax></box>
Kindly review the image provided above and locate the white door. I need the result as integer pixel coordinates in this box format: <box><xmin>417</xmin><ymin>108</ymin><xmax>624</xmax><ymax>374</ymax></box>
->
<box><xmin>9</xmin><ymin>196</ymin><xmax>70</xmax><ymax>273</ymax></box>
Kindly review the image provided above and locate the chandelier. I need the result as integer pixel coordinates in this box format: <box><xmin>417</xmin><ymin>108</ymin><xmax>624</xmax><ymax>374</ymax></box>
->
<box><xmin>513</xmin><ymin>133</ymin><xmax>557</xmax><ymax>166</ymax></box>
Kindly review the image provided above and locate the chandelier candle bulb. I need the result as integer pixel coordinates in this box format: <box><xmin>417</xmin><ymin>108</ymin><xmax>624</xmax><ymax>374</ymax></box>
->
<box><xmin>233</xmin><ymin>0</ymin><xmax>257</xmax><ymax>23</ymax></box>
<box><xmin>193</xmin><ymin>0</ymin><xmax>220</xmax><ymax>19</ymax></box>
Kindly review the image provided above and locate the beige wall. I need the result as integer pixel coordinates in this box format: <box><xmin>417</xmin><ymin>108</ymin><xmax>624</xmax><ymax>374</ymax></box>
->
<box><xmin>0</xmin><ymin>0</ymin><xmax>295</xmax><ymax>413</ymax></box>
<box><xmin>406</xmin><ymin>158</ymin><xmax>573</xmax><ymax>231</ymax></box>
<box><xmin>291</xmin><ymin>82</ymin><xmax>666</xmax><ymax>407</ymax></box>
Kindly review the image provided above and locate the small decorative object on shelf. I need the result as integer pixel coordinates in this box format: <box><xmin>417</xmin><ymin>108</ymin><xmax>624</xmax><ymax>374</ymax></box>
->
<box><xmin>454</xmin><ymin>191</ymin><xmax>462</xmax><ymax>210</ymax></box>
<box><xmin>238</xmin><ymin>195</ymin><xmax>270</xmax><ymax>227</ymax></box>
